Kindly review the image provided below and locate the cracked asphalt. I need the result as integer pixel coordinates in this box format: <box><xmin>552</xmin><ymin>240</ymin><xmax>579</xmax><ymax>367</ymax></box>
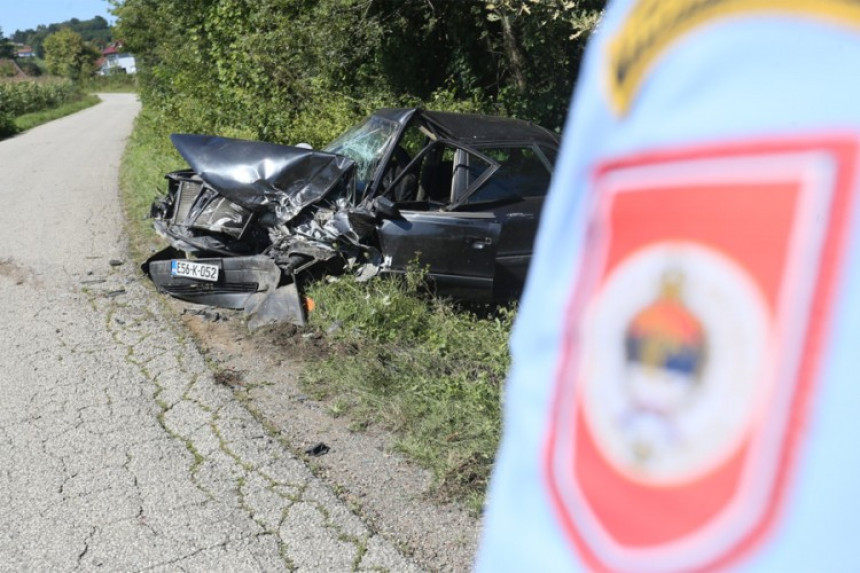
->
<box><xmin>0</xmin><ymin>94</ymin><xmax>420</xmax><ymax>572</ymax></box>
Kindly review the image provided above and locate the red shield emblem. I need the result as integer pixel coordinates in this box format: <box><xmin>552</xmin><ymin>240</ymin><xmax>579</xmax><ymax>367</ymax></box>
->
<box><xmin>544</xmin><ymin>137</ymin><xmax>857</xmax><ymax>571</ymax></box>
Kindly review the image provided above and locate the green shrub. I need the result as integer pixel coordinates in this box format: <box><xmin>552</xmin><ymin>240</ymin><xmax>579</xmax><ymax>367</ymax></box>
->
<box><xmin>0</xmin><ymin>111</ymin><xmax>17</xmax><ymax>137</ymax></box>
<box><xmin>0</xmin><ymin>79</ymin><xmax>82</xmax><ymax>117</ymax></box>
<box><xmin>17</xmin><ymin>61</ymin><xmax>42</xmax><ymax>77</ymax></box>
<box><xmin>0</xmin><ymin>61</ymin><xmax>17</xmax><ymax>78</ymax></box>
<box><xmin>13</xmin><ymin>93</ymin><xmax>100</xmax><ymax>133</ymax></box>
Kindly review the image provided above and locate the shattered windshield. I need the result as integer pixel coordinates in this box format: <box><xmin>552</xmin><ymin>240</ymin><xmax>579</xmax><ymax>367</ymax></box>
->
<box><xmin>323</xmin><ymin>116</ymin><xmax>398</xmax><ymax>190</ymax></box>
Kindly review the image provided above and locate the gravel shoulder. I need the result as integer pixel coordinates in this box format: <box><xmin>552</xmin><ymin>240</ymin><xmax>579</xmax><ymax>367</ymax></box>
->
<box><xmin>167</xmin><ymin>301</ymin><xmax>483</xmax><ymax>571</ymax></box>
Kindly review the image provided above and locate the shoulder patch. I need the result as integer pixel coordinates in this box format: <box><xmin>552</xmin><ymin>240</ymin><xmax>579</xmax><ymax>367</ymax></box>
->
<box><xmin>544</xmin><ymin>135</ymin><xmax>858</xmax><ymax>571</ymax></box>
<box><xmin>608</xmin><ymin>0</ymin><xmax>860</xmax><ymax>114</ymax></box>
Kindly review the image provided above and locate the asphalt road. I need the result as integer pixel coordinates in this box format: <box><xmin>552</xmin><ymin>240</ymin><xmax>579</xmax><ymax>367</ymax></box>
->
<box><xmin>0</xmin><ymin>94</ymin><xmax>418</xmax><ymax>572</ymax></box>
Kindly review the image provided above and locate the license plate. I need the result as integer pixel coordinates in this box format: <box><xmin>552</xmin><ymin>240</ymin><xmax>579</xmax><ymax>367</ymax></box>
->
<box><xmin>171</xmin><ymin>260</ymin><xmax>219</xmax><ymax>282</ymax></box>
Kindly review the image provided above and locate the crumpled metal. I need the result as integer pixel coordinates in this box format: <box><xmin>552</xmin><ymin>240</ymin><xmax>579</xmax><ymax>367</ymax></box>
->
<box><xmin>170</xmin><ymin>134</ymin><xmax>355</xmax><ymax>224</ymax></box>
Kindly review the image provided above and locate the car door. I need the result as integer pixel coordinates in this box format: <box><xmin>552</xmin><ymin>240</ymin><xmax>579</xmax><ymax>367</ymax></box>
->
<box><xmin>376</xmin><ymin>141</ymin><xmax>502</xmax><ymax>300</ymax></box>
<box><xmin>449</xmin><ymin>144</ymin><xmax>557</xmax><ymax>299</ymax></box>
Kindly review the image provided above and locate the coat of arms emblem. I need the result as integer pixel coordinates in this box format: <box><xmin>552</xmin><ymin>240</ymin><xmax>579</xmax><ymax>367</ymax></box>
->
<box><xmin>545</xmin><ymin>138</ymin><xmax>857</xmax><ymax>571</ymax></box>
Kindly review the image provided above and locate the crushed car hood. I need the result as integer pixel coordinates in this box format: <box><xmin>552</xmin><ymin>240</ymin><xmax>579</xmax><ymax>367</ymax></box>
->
<box><xmin>171</xmin><ymin>134</ymin><xmax>355</xmax><ymax>223</ymax></box>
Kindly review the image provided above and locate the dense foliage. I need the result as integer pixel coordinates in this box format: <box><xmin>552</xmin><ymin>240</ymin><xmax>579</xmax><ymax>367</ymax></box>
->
<box><xmin>0</xmin><ymin>79</ymin><xmax>85</xmax><ymax>137</ymax></box>
<box><xmin>0</xmin><ymin>79</ymin><xmax>81</xmax><ymax>115</ymax></box>
<box><xmin>114</xmin><ymin>0</ymin><xmax>605</xmax><ymax>144</ymax></box>
<box><xmin>43</xmin><ymin>29</ymin><xmax>101</xmax><ymax>81</ymax></box>
<box><xmin>0</xmin><ymin>61</ymin><xmax>17</xmax><ymax>79</ymax></box>
<box><xmin>0</xmin><ymin>28</ymin><xmax>14</xmax><ymax>59</ymax></box>
<box><xmin>10</xmin><ymin>16</ymin><xmax>112</xmax><ymax>58</ymax></box>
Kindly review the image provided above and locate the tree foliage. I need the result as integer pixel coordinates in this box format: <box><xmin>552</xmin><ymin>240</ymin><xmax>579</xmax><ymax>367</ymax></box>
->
<box><xmin>11</xmin><ymin>16</ymin><xmax>112</xmax><ymax>58</ymax></box>
<box><xmin>114</xmin><ymin>0</ymin><xmax>605</xmax><ymax>145</ymax></box>
<box><xmin>43</xmin><ymin>29</ymin><xmax>101</xmax><ymax>81</ymax></box>
<box><xmin>0</xmin><ymin>28</ymin><xmax>14</xmax><ymax>59</ymax></box>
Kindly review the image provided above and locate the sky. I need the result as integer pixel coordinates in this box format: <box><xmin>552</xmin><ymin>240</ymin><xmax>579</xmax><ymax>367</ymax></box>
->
<box><xmin>0</xmin><ymin>0</ymin><xmax>115</xmax><ymax>37</ymax></box>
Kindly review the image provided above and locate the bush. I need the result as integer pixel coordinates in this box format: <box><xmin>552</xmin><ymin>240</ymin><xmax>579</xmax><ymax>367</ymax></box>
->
<box><xmin>17</xmin><ymin>61</ymin><xmax>43</xmax><ymax>77</ymax></box>
<box><xmin>0</xmin><ymin>111</ymin><xmax>17</xmax><ymax>137</ymax></box>
<box><xmin>0</xmin><ymin>60</ymin><xmax>17</xmax><ymax>78</ymax></box>
<box><xmin>0</xmin><ymin>79</ymin><xmax>82</xmax><ymax>117</ymax></box>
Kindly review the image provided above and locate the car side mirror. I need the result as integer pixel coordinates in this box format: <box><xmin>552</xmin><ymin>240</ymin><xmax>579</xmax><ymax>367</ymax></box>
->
<box><xmin>374</xmin><ymin>196</ymin><xmax>401</xmax><ymax>219</ymax></box>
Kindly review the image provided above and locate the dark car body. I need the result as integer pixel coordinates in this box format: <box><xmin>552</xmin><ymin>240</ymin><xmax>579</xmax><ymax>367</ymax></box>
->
<box><xmin>144</xmin><ymin>108</ymin><xmax>559</xmax><ymax>325</ymax></box>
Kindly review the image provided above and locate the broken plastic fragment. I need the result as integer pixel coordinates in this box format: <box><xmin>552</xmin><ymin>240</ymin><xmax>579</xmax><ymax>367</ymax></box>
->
<box><xmin>245</xmin><ymin>282</ymin><xmax>306</xmax><ymax>331</ymax></box>
<box><xmin>305</xmin><ymin>443</ymin><xmax>330</xmax><ymax>457</ymax></box>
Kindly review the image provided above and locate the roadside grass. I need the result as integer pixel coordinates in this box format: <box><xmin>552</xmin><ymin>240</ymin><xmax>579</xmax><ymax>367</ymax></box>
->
<box><xmin>118</xmin><ymin>109</ymin><xmax>511</xmax><ymax>511</ymax></box>
<box><xmin>0</xmin><ymin>75</ymin><xmax>138</xmax><ymax>139</ymax></box>
<box><xmin>118</xmin><ymin>110</ymin><xmax>186</xmax><ymax>261</ymax></box>
<box><xmin>82</xmin><ymin>74</ymin><xmax>139</xmax><ymax>93</ymax></box>
<box><xmin>13</xmin><ymin>94</ymin><xmax>101</xmax><ymax>132</ymax></box>
<box><xmin>300</xmin><ymin>270</ymin><xmax>510</xmax><ymax>511</ymax></box>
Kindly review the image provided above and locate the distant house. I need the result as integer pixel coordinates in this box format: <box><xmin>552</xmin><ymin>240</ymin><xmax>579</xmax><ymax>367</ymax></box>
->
<box><xmin>14</xmin><ymin>44</ymin><xmax>35</xmax><ymax>58</ymax></box>
<box><xmin>96</xmin><ymin>42</ymin><xmax>136</xmax><ymax>75</ymax></box>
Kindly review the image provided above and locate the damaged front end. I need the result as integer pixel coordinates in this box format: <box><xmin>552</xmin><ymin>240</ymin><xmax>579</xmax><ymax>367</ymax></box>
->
<box><xmin>143</xmin><ymin>133</ymin><xmax>384</xmax><ymax>328</ymax></box>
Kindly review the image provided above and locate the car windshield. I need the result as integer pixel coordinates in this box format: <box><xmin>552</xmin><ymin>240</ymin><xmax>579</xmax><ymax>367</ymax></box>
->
<box><xmin>323</xmin><ymin>115</ymin><xmax>398</xmax><ymax>190</ymax></box>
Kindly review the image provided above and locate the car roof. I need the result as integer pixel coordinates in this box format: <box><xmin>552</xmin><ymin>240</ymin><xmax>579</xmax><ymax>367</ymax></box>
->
<box><xmin>374</xmin><ymin>107</ymin><xmax>559</xmax><ymax>147</ymax></box>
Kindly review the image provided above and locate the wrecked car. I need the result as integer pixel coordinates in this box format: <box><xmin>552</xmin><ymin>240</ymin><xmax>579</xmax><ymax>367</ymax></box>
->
<box><xmin>143</xmin><ymin>108</ymin><xmax>559</xmax><ymax>327</ymax></box>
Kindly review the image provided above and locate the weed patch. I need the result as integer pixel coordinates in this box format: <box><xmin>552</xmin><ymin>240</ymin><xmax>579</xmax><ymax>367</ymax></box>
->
<box><xmin>118</xmin><ymin>110</ymin><xmax>187</xmax><ymax>261</ymax></box>
<box><xmin>293</xmin><ymin>269</ymin><xmax>512</xmax><ymax>510</ymax></box>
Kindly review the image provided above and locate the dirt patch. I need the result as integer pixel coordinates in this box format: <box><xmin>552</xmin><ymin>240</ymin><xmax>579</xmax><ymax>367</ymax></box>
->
<box><xmin>0</xmin><ymin>257</ymin><xmax>40</xmax><ymax>287</ymax></box>
<box><xmin>170</xmin><ymin>299</ymin><xmax>482</xmax><ymax>571</ymax></box>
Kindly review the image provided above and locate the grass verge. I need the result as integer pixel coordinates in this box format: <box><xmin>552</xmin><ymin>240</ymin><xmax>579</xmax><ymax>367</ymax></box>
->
<box><xmin>82</xmin><ymin>74</ymin><xmax>139</xmax><ymax>93</ymax></box>
<box><xmin>297</xmin><ymin>270</ymin><xmax>509</xmax><ymax>511</ymax></box>
<box><xmin>13</xmin><ymin>94</ymin><xmax>102</xmax><ymax>133</ymax></box>
<box><xmin>118</xmin><ymin>109</ymin><xmax>186</xmax><ymax>261</ymax></box>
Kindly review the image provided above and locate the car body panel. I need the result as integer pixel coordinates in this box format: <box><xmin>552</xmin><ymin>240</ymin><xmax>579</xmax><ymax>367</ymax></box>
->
<box><xmin>146</xmin><ymin>254</ymin><xmax>281</xmax><ymax>309</ymax></box>
<box><xmin>378</xmin><ymin>210</ymin><xmax>501</xmax><ymax>299</ymax></box>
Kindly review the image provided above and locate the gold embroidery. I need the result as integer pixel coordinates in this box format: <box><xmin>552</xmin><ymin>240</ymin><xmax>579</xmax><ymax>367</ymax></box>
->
<box><xmin>608</xmin><ymin>0</ymin><xmax>860</xmax><ymax>114</ymax></box>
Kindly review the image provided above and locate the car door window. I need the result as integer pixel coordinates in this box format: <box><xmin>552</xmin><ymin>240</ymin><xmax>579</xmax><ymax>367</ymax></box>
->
<box><xmin>538</xmin><ymin>145</ymin><xmax>558</xmax><ymax>170</ymax></box>
<box><xmin>385</xmin><ymin>141</ymin><xmax>497</xmax><ymax>206</ymax></box>
<box><xmin>462</xmin><ymin>146</ymin><xmax>554</xmax><ymax>205</ymax></box>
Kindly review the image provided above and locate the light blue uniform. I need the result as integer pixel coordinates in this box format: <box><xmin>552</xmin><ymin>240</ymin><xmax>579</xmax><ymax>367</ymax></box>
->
<box><xmin>477</xmin><ymin>1</ymin><xmax>860</xmax><ymax>570</ymax></box>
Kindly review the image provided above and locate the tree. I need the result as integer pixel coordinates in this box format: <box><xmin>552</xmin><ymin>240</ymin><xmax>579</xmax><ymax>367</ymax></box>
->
<box><xmin>481</xmin><ymin>0</ymin><xmax>605</xmax><ymax>128</ymax></box>
<box><xmin>12</xmin><ymin>16</ymin><xmax>112</xmax><ymax>57</ymax></box>
<box><xmin>0</xmin><ymin>27</ymin><xmax>14</xmax><ymax>59</ymax></box>
<box><xmin>43</xmin><ymin>28</ymin><xmax>100</xmax><ymax>80</ymax></box>
<box><xmin>113</xmin><ymin>0</ymin><xmax>606</xmax><ymax>140</ymax></box>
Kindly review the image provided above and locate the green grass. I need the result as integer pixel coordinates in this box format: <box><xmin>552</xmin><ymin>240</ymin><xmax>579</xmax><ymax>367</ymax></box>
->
<box><xmin>82</xmin><ymin>74</ymin><xmax>139</xmax><ymax>93</ymax></box>
<box><xmin>297</xmin><ymin>268</ymin><xmax>510</xmax><ymax>511</ymax></box>
<box><xmin>13</xmin><ymin>94</ymin><xmax>101</xmax><ymax>132</ymax></box>
<box><xmin>118</xmin><ymin>110</ymin><xmax>186</xmax><ymax>261</ymax></box>
<box><xmin>0</xmin><ymin>75</ymin><xmax>138</xmax><ymax>140</ymax></box>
